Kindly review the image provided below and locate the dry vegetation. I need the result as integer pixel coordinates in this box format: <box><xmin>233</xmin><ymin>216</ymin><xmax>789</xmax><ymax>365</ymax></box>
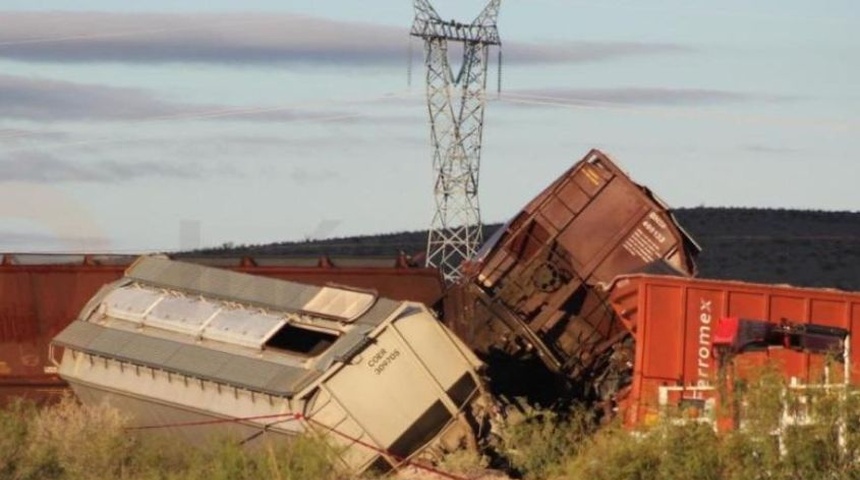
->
<box><xmin>0</xmin><ymin>395</ymin><xmax>343</xmax><ymax>480</ymax></box>
<box><xmin>5</xmin><ymin>367</ymin><xmax>860</xmax><ymax>480</ymax></box>
<box><xmin>556</xmin><ymin>367</ymin><xmax>860</xmax><ymax>480</ymax></box>
<box><xmin>434</xmin><ymin>364</ymin><xmax>860</xmax><ymax>480</ymax></box>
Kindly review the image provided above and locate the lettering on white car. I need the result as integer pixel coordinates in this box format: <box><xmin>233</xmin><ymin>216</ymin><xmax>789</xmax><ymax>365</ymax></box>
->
<box><xmin>367</xmin><ymin>348</ymin><xmax>401</xmax><ymax>375</ymax></box>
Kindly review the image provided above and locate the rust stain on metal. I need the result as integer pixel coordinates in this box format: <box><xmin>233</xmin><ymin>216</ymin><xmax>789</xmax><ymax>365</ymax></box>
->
<box><xmin>445</xmin><ymin>149</ymin><xmax>699</xmax><ymax>393</ymax></box>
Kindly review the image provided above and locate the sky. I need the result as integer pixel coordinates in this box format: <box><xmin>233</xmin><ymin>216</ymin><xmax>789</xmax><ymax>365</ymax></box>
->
<box><xmin>0</xmin><ymin>1</ymin><xmax>857</xmax><ymax>253</ymax></box>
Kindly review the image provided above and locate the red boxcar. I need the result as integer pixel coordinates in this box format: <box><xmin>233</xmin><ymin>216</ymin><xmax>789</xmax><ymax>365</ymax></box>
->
<box><xmin>0</xmin><ymin>253</ymin><xmax>444</xmax><ymax>404</ymax></box>
<box><xmin>608</xmin><ymin>274</ymin><xmax>860</xmax><ymax>427</ymax></box>
<box><xmin>445</xmin><ymin>149</ymin><xmax>699</xmax><ymax>388</ymax></box>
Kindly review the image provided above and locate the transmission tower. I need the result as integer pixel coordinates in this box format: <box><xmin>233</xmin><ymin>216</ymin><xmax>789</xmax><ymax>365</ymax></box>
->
<box><xmin>411</xmin><ymin>0</ymin><xmax>501</xmax><ymax>284</ymax></box>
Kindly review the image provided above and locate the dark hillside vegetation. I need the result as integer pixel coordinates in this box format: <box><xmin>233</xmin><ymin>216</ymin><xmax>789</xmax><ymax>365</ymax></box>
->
<box><xmin>189</xmin><ymin>208</ymin><xmax>860</xmax><ymax>291</ymax></box>
<box><xmin>674</xmin><ymin>208</ymin><xmax>860</xmax><ymax>291</ymax></box>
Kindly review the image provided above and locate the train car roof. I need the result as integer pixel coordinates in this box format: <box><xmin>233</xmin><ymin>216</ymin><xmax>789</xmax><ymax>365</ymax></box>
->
<box><xmin>53</xmin><ymin>256</ymin><xmax>407</xmax><ymax>397</ymax></box>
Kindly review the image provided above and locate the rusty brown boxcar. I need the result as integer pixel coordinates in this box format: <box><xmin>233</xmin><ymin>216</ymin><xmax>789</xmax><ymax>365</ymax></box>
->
<box><xmin>608</xmin><ymin>274</ymin><xmax>860</xmax><ymax>427</ymax></box>
<box><xmin>0</xmin><ymin>253</ymin><xmax>443</xmax><ymax>404</ymax></box>
<box><xmin>445</xmin><ymin>149</ymin><xmax>699</xmax><ymax>395</ymax></box>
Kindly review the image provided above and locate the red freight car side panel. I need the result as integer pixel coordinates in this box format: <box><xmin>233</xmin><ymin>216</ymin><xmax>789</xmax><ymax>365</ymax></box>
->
<box><xmin>0</xmin><ymin>262</ymin><xmax>128</xmax><ymax>403</ymax></box>
<box><xmin>608</xmin><ymin>274</ymin><xmax>860</xmax><ymax>427</ymax></box>
<box><xmin>0</xmin><ymin>254</ymin><xmax>443</xmax><ymax>404</ymax></box>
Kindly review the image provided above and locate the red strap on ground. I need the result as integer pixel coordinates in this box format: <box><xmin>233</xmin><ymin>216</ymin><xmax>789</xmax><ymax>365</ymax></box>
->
<box><xmin>125</xmin><ymin>412</ymin><xmax>303</xmax><ymax>430</ymax></box>
<box><xmin>125</xmin><ymin>411</ymin><xmax>473</xmax><ymax>480</ymax></box>
<box><xmin>305</xmin><ymin>416</ymin><xmax>471</xmax><ymax>480</ymax></box>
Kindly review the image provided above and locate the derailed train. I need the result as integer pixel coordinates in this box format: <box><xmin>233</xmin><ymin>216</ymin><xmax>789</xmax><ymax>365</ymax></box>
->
<box><xmin>3</xmin><ymin>147</ymin><xmax>857</xmax><ymax>472</ymax></box>
<box><xmin>608</xmin><ymin>274</ymin><xmax>860</xmax><ymax>427</ymax></box>
<box><xmin>34</xmin><ymin>148</ymin><xmax>706</xmax><ymax>473</ymax></box>
<box><xmin>7</xmin><ymin>149</ymin><xmax>697</xmax><ymax>410</ymax></box>
<box><xmin>52</xmin><ymin>256</ymin><xmax>492</xmax><ymax>474</ymax></box>
<box><xmin>444</xmin><ymin>149</ymin><xmax>700</xmax><ymax>403</ymax></box>
<box><xmin>0</xmin><ymin>254</ymin><xmax>443</xmax><ymax>404</ymax></box>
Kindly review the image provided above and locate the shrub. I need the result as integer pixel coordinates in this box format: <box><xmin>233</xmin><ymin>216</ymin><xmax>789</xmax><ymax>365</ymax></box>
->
<box><xmin>561</xmin><ymin>426</ymin><xmax>661</xmax><ymax>480</ymax></box>
<box><xmin>495</xmin><ymin>405</ymin><xmax>595</xmax><ymax>479</ymax></box>
<box><xmin>563</xmin><ymin>366</ymin><xmax>860</xmax><ymax>480</ymax></box>
<box><xmin>0</xmin><ymin>399</ymin><xmax>39</xmax><ymax>478</ymax></box>
<box><xmin>0</xmin><ymin>396</ymin><xmax>348</xmax><ymax>480</ymax></box>
<box><xmin>20</xmin><ymin>394</ymin><xmax>131</xmax><ymax>480</ymax></box>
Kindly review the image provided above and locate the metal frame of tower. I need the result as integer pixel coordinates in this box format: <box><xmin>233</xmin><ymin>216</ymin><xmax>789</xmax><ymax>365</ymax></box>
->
<box><xmin>411</xmin><ymin>0</ymin><xmax>501</xmax><ymax>284</ymax></box>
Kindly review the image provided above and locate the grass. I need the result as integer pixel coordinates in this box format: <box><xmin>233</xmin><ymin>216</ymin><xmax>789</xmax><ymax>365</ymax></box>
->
<box><xmin>473</xmin><ymin>363</ymin><xmax>860</xmax><ymax>479</ymax></box>
<box><xmin>558</xmin><ymin>366</ymin><xmax>860</xmax><ymax>480</ymax></box>
<box><xmin>6</xmin><ymin>367</ymin><xmax>860</xmax><ymax>480</ymax></box>
<box><xmin>0</xmin><ymin>395</ymin><xmax>345</xmax><ymax>480</ymax></box>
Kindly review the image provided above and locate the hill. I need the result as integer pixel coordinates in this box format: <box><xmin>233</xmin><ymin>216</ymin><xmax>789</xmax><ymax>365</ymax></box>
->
<box><xmin>188</xmin><ymin>207</ymin><xmax>860</xmax><ymax>291</ymax></box>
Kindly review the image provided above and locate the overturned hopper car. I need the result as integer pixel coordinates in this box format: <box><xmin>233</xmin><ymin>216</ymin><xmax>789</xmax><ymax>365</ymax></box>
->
<box><xmin>445</xmin><ymin>149</ymin><xmax>699</xmax><ymax>397</ymax></box>
<box><xmin>0</xmin><ymin>253</ymin><xmax>443</xmax><ymax>404</ymax></box>
<box><xmin>51</xmin><ymin>256</ymin><xmax>490</xmax><ymax>474</ymax></box>
<box><xmin>608</xmin><ymin>274</ymin><xmax>860</xmax><ymax>427</ymax></box>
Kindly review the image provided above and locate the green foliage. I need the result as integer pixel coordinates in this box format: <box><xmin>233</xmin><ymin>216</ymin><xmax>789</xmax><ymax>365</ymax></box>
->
<box><xmin>562</xmin><ymin>368</ymin><xmax>860</xmax><ymax>480</ymax></box>
<box><xmin>23</xmin><ymin>394</ymin><xmax>131</xmax><ymax>480</ymax></box>
<box><xmin>0</xmin><ymin>396</ymin><xmax>346</xmax><ymax>480</ymax></box>
<box><xmin>0</xmin><ymin>399</ymin><xmax>42</xmax><ymax>479</ymax></box>
<box><xmin>12</xmin><ymin>364</ymin><xmax>860</xmax><ymax>480</ymax></box>
<box><xmin>562</xmin><ymin>427</ymin><xmax>662</xmax><ymax>480</ymax></box>
<box><xmin>495</xmin><ymin>406</ymin><xmax>596</xmax><ymax>479</ymax></box>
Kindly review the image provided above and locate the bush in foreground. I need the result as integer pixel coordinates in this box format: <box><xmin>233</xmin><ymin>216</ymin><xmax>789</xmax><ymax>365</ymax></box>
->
<box><xmin>7</xmin><ymin>367</ymin><xmax>860</xmax><ymax>480</ymax></box>
<box><xmin>560</xmin><ymin>368</ymin><xmax>860</xmax><ymax>480</ymax></box>
<box><xmin>0</xmin><ymin>395</ymin><xmax>345</xmax><ymax>480</ymax></box>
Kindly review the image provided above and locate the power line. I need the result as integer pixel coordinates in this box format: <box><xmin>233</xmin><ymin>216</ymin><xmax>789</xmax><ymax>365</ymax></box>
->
<box><xmin>495</xmin><ymin>92</ymin><xmax>858</xmax><ymax>133</ymax></box>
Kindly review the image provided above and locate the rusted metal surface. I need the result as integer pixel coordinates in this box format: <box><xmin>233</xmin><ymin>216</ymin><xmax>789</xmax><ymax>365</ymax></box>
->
<box><xmin>608</xmin><ymin>274</ymin><xmax>860</xmax><ymax>427</ymax></box>
<box><xmin>444</xmin><ymin>149</ymin><xmax>699</xmax><ymax>391</ymax></box>
<box><xmin>0</xmin><ymin>253</ymin><xmax>443</xmax><ymax>404</ymax></box>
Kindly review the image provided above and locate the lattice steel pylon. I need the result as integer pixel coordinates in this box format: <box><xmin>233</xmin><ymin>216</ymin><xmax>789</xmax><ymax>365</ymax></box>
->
<box><xmin>411</xmin><ymin>0</ymin><xmax>501</xmax><ymax>284</ymax></box>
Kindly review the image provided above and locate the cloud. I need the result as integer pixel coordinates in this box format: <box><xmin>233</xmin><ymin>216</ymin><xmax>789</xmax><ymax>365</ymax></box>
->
<box><xmin>742</xmin><ymin>144</ymin><xmax>800</xmax><ymax>154</ymax></box>
<box><xmin>0</xmin><ymin>150</ymin><xmax>227</xmax><ymax>183</ymax></box>
<box><xmin>290</xmin><ymin>166</ymin><xmax>341</xmax><ymax>185</ymax></box>
<box><xmin>501</xmin><ymin>87</ymin><xmax>796</xmax><ymax>107</ymax></box>
<box><xmin>0</xmin><ymin>128</ymin><xmax>68</xmax><ymax>144</ymax></box>
<box><xmin>504</xmin><ymin>41</ymin><xmax>690</xmax><ymax>64</ymax></box>
<box><xmin>0</xmin><ymin>12</ymin><xmax>690</xmax><ymax>66</ymax></box>
<box><xmin>0</xmin><ymin>74</ymin><xmax>354</xmax><ymax>122</ymax></box>
<box><xmin>0</xmin><ymin>74</ymin><xmax>182</xmax><ymax>121</ymax></box>
<box><xmin>0</xmin><ymin>12</ymin><xmax>407</xmax><ymax>64</ymax></box>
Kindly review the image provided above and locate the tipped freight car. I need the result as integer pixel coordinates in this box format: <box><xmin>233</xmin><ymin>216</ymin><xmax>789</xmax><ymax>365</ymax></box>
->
<box><xmin>51</xmin><ymin>256</ymin><xmax>490</xmax><ymax>474</ymax></box>
<box><xmin>608</xmin><ymin>274</ymin><xmax>860</xmax><ymax>427</ymax></box>
<box><xmin>0</xmin><ymin>253</ymin><xmax>443</xmax><ymax>404</ymax></box>
<box><xmin>445</xmin><ymin>149</ymin><xmax>699</xmax><ymax>398</ymax></box>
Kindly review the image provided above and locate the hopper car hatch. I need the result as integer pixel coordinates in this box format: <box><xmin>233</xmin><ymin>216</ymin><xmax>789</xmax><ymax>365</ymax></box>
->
<box><xmin>0</xmin><ymin>253</ymin><xmax>444</xmax><ymax>405</ymax></box>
